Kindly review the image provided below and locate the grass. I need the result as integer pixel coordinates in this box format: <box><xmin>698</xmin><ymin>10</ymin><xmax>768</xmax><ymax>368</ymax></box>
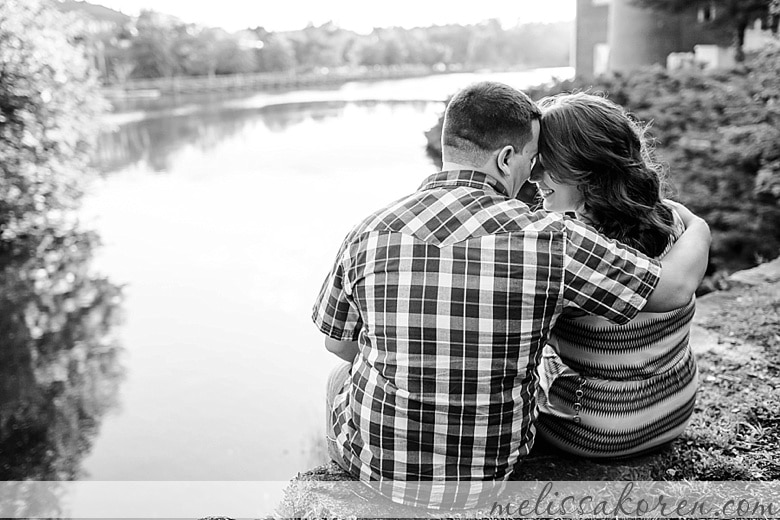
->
<box><xmin>652</xmin><ymin>281</ymin><xmax>780</xmax><ymax>481</ymax></box>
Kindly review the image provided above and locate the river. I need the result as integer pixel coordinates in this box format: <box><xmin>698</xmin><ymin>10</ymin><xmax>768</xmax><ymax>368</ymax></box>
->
<box><xmin>75</xmin><ymin>67</ymin><xmax>573</xmax><ymax>483</ymax></box>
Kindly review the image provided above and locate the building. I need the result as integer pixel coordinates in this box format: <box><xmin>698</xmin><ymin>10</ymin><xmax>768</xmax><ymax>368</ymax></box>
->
<box><xmin>574</xmin><ymin>0</ymin><xmax>758</xmax><ymax>77</ymax></box>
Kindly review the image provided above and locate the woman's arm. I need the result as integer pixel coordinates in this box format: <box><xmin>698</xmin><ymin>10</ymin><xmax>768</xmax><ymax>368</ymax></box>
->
<box><xmin>643</xmin><ymin>201</ymin><xmax>710</xmax><ymax>312</ymax></box>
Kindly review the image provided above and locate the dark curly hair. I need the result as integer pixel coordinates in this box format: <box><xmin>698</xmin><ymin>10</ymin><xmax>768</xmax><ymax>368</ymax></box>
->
<box><xmin>537</xmin><ymin>93</ymin><xmax>676</xmax><ymax>258</ymax></box>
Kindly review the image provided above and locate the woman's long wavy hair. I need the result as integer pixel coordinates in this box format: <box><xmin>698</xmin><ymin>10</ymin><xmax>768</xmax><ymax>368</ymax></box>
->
<box><xmin>537</xmin><ymin>93</ymin><xmax>676</xmax><ymax>258</ymax></box>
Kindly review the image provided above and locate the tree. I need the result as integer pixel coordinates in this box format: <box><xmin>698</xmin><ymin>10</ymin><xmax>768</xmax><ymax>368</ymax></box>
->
<box><xmin>0</xmin><ymin>0</ymin><xmax>106</xmax><ymax>245</ymax></box>
<box><xmin>289</xmin><ymin>22</ymin><xmax>352</xmax><ymax>71</ymax></box>
<box><xmin>0</xmin><ymin>1</ymin><xmax>124</xmax><ymax>485</ymax></box>
<box><xmin>127</xmin><ymin>10</ymin><xmax>181</xmax><ymax>78</ymax></box>
<box><xmin>257</xmin><ymin>34</ymin><xmax>297</xmax><ymax>72</ymax></box>
<box><xmin>212</xmin><ymin>32</ymin><xmax>257</xmax><ymax>75</ymax></box>
<box><xmin>426</xmin><ymin>42</ymin><xmax>780</xmax><ymax>278</ymax></box>
<box><xmin>632</xmin><ymin>0</ymin><xmax>777</xmax><ymax>61</ymax></box>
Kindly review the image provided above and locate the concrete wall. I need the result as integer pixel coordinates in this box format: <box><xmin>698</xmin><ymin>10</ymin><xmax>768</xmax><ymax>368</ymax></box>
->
<box><xmin>574</xmin><ymin>0</ymin><xmax>735</xmax><ymax>76</ymax></box>
<box><xmin>574</xmin><ymin>0</ymin><xmax>609</xmax><ymax>78</ymax></box>
<box><xmin>608</xmin><ymin>0</ymin><xmax>683</xmax><ymax>72</ymax></box>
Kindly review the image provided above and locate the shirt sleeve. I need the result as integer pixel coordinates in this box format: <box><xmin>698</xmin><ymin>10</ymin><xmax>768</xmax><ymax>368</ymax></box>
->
<box><xmin>561</xmin><ymin>218</ymin><xmax>661</xmax><ymax>325</ymax></box>
<box><xmin>311</xmin><ymin>234</ymin><xmax>363</xmax><ymax>341</ymax></box>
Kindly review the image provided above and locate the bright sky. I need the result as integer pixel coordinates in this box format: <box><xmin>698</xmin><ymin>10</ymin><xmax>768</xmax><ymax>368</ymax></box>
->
<box><xmin>94</xmin><ymin>0</ymin><xmax>576</xmax><ymax>33</ymax></box>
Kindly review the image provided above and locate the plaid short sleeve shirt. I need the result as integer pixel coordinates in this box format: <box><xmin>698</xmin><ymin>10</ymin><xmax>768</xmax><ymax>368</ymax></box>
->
<box><xmin>312</xmin><ymin>170</ymin><xmax>660</xmax><ymax>508</ymax></box>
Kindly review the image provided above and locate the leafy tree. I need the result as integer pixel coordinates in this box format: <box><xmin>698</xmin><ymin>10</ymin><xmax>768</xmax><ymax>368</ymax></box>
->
<box><xmin>0</xmin><ymin>0</ymin><xmax>124</xmax><ymax>485</ymax></box>
<box><xmin>426</xmin><ymin>24</ymin><xmax>474</xmax><ymax>64</ymax></box>
<box><xmin>631</xmin><ymin>0</ymin><xmax>777</xmax><ymax>61</ymax></box>
<box><xmin>351</xmin><ymin>35</ymin><xmax>387</xmax><ymax>67</ymax></box>
<box><xmin>58</xmin><ymin>1</ymin><xmax>574</xmax><ymax>80</ymax></box>
<box><xmin>0</xmin><ymin>229</ymin><xmax>124</xmax><ymax>481</ymax></box>
<box><xmin>426</xmin><ymin>43</ymin><xmax>780</xmax><ymax>281</ymax></box>
<box><xmin>0</xmin><ymin>0</ymin><xmax>106</xmax><ymax>247</ymax></box>
<box><xmin>466</xmin><ymin>20</ymin><xmax>505</xmax><ymax>67</ymax></box>
<box><xmin>176</xmin><ymin>26</ymin><xmax>221</xmax><ymax>77</ymax></box>
<box><xmin>773</xmin><ymin>0</ymin><xmax>780</xmax><ymax>30</ymax></box>
<box><xmin>404</xmin><ymin>30</ymin><xmax>450</xmax><ymax>66</ymax></box>
<box><xmin>257</xmin><ymin>34</ymin><xmax>297</xmax><ymax>72</ymax></box>
<box><xmin>212</xmin><ymin>30</ymin><xmax>257</xmax><ymax>75</ymax></box>
<box><xmin>290</xmin><ymin>22</ymin><xmax>352</xmax><ymax>71</ymax></box>
<box><xmin>504</xmin><ymin>23</ymin><xmax>572</xmax><ymax>67</ymax></box>
<box><xmin>127</xmin><ymin>10</ymin><xmax>182</xmax><ymax>78</ymax></box>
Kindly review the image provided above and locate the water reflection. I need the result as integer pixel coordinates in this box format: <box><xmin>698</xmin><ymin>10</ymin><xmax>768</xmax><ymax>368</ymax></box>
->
<box><xmin>95</xmin><ymin>107</ymin><xmax>254</xmax><ymax>173</ymax></box>
<box><xmin>0</xmin><ymin>228</ymin><xmax>124</xmax><ymax>481</ymax></box>
<box><xmin>95</xmin><ymin>100</ymin><xmax>430</xmax><ymax>175</ymax></box>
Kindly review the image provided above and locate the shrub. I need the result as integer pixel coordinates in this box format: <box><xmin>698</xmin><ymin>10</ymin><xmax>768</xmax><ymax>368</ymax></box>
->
<box><xmin>0</xmin><ymin>0</ymin><xmax>123</xmax><ymax>482</ymax></box>
<box><xmin>0</xmin><ymin>0</ymin><xmax>107</xmax><ymax>252</ymax></box>
<box><xmin>425</xmin><ymin>43</ymin><xmax>780</xmax><ymax>276</ymax></box>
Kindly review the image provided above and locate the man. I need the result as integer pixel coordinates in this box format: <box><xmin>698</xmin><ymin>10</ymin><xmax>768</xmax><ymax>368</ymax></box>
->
<box><xmin>312</xmin><ymin>81</ymin><xmax>710</xmax><ymax>509</ymax></box>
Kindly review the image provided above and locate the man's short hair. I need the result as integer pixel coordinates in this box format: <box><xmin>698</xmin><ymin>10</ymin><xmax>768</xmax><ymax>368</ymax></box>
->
<box><xmin>442</xmin><ymin>81</ymin><xmax>541</xmax><ymax>165</ymax></box>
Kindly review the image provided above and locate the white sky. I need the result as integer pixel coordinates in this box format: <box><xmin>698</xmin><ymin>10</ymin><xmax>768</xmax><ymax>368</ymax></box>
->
<box><xmin>94</xmin><ymin>0</ymin><xmax>576</xmax><ymax>33</ymax></box>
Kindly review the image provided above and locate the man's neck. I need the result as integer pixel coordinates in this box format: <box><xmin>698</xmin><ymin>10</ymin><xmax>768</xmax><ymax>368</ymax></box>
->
<box><xmin>441</xmin><ymin>161</ymin><xmax>511</xmax><ymax>196</ymax></box>
<box><xmin>441</xmin><ymin>161</ymin><xmax>480</xmax><ymax>173</ymax></box>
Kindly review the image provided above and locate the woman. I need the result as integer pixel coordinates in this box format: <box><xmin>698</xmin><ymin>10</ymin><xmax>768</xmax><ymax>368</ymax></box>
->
<box><xmin>530</xmin><ymin>92</ymin><xmax>698</xmax><ymax>458</ymax></box>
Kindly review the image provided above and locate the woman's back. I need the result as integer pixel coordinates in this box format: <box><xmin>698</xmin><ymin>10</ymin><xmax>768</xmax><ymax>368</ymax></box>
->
<box><xmin>531</xmin><ymin>93</ymin><xmax>702</xmax><ymax>457</ymax></box>
<box><xmin>536</xmin><ymin>210</ymin><xmax>698</xmax><ymax>457</ymax></box>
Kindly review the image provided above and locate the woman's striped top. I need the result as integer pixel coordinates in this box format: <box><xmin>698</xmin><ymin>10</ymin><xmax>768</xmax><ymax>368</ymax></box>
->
<box><xmin>536</xmin><ymin>209</ymin><xmax>698</xmax><ymax>458</ymax></box>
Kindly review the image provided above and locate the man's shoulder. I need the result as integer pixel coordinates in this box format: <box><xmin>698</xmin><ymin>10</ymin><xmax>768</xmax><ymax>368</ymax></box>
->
<box><xmin>344</xmin><ymin>192</ymin><xmax>572</xmax><ymax>250</ymax></box>
<box><xmin>508</xmin><ymin>206</ymin><xmax>568</xmax><ymax>232</ymax></box>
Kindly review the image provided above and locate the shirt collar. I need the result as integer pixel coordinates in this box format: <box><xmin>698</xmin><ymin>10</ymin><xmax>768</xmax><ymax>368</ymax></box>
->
<box><xmin>418</xmin><ymin>170</ymin><xmax>510</xmax><ymax>198</ymax></box>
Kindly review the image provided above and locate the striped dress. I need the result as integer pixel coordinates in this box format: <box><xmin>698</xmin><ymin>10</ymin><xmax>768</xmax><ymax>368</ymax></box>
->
<box><xmin>536</xmin><ymin>210</ymin><xmax>698</xmax><ymax>458</ymax></box>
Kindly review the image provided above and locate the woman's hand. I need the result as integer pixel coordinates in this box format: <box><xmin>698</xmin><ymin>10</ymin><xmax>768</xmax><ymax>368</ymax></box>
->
<box><xmin>663</xmin><ymin>199</ymin><xmax>700</xmax><ymax>229</ymax></box>
<box><xmin>644</xmin><ymin>200</ymin><xmax>711</xmax><ymax>311</ymax></box>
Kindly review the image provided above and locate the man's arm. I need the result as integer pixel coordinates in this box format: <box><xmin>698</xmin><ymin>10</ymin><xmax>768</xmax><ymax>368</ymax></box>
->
<box><xmin>325</xmin><ymin>337</ymin><xmax>359</xmax><ymax>363</ymax></box>
<box><xmin>643</xmin><ymin>202</ymin><xmax>711</xmax><ymax>312</ymax></box>
<box><xmin>313</xmin><ymin>231</ymin><xmax>363</xmax><ymax>362</ymax></box>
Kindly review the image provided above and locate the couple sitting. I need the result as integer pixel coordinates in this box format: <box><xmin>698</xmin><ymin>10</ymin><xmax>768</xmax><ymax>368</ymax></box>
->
<box><xmin>312</xmin><ymin>81</ymin><xmax>708</xmax><ymax>509</ymax></box>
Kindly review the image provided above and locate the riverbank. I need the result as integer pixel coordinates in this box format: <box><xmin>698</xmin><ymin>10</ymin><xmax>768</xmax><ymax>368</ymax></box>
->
<box><xmin>102</xmin><ymin>66</ymin><xmax>444</xmax><ymax>100</ymax></box>
<box><xmin>275</xmin><ymin>257</ymin><xmax>780</xmax><ymax>517</ymax></box>
<box><xmin>99</xmin><ymin>66</ymin><xmax>573</xmax><ymax>127</ymax></box>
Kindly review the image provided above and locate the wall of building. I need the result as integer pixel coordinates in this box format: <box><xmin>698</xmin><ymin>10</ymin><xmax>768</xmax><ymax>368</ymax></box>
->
<box><xmin>575</xmin><ymin>0</ymin><xmax>610</xmax><ymax>78</ymax></box>
<box><xmin>608</xmin><ymin>0</ymin><xmax>684</xmax><ymax>72</ymax></box>
<box><xmin>574</xmin><ymin>0</ymin><xmax>737</xmax><ymax>77</ymax></box>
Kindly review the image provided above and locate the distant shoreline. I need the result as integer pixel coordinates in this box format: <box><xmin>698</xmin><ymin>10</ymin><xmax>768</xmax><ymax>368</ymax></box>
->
<box><xmin>101</xmin><ymin>66</ymin><xmax>574</xmax><ymax>124</ymax></box>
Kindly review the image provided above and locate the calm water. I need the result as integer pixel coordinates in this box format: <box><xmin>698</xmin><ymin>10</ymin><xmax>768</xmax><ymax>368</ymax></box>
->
<box><xmin>38</xmin><ymin>68</ymin><xmax>572</xmax><ymax>482</ymax></box>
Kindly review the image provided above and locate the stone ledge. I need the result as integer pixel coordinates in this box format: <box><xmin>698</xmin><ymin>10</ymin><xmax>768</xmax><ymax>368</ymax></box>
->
<box><xmin>279</xmin><ymin>258</ymin><xmax>780</xmax><ymax>516</ymax></box>
<box><xmin>725</xmin><ymin>256</ymin><xmax>780</xmax><ymax>286</ymax></box>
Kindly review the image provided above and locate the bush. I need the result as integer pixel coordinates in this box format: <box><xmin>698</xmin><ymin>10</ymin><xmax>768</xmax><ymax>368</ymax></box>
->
<box><xmin>0</xmin><ymin>0</ymin><xmax>124</xmax><ymax>482</ymax></box>
<box><xmin>425</xmin><ymin>43</ymin><xmax>780</xmax><ymax>276</ymax></box>
<box><xmin>0</xmin><ymin>229</ymin><xmax>124</xmax><ymax>481</ymax></box>
<box><xmin>0</xmin><ymin>0</ymin><xmax>107</xmax><ymax>251</ymax></box>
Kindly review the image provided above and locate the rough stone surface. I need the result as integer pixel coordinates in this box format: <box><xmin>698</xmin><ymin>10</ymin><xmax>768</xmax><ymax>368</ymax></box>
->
<box><xmin>726</xmin><ymin>256</ymin><xmax>780</xmax><ymax>286</ymax></box>
<box><xmin>277</xmin><ymin>259</ymin><xmax>780</xmax><ymax>517</ymax></box>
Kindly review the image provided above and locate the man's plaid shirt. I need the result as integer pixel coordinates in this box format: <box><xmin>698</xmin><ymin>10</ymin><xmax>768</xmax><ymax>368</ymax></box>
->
<box><xmin>313</xmin><ymin>170</ymin><xmax>661</xmax><ymax>508</ymax></box>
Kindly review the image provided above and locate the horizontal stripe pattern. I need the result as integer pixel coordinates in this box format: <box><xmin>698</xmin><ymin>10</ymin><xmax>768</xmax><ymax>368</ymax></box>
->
<box><xmin>547</xmin><ymin>349</ymin><xmax>697</xmax><ymax>415</ymax></box>
<box><xmin>537</xmin><ymin>210</ymin><xmax>698</xmax><ymax>457</ymax></box>
<box><xmin>537</xmin><ymin>392</ymin><xmax>697</xmax><ymax>457</ymax></box>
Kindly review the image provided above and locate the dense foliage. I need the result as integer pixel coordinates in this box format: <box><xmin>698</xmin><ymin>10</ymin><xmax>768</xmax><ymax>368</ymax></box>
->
<box><xmin>0</xmin><ymin>229</ymin><xmax>124</xmax><ymax>481</ymax></box>
<box><xmin>632</xmin><ymin>0</ymin><xmax>779</xmax><ymax>60</ymax></box>
<box><xmin>0</xmin><ymin>0</ymin><xmax>124</xmax><ymax>482</ymax></box>
<box><xmin>55</xmin><ymin>2</ymin><xmax>572</xmax><ymax>82</ymax></box>
<box><xmin>0</xmin><ymin>0</ymin><xmax>106</xmax><ymax>250</ymax></box>
<box><xmin>426</xmin><ymin>43</ymin><xmax>780</xmax><ymax>281</ymax></box>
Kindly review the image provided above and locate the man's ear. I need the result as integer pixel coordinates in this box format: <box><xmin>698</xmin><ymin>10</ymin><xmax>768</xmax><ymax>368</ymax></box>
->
<box><xmin>496</xmin><ymin>145</ymin><xmax>514</xmax><ymax>177</ymax></box>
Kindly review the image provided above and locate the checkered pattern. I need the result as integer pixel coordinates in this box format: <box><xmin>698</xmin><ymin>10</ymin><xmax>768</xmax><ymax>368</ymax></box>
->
<box><xmin>312</xmin><ymin>170</ymin><xmax>660</xmax><ymax>508</ymax></box>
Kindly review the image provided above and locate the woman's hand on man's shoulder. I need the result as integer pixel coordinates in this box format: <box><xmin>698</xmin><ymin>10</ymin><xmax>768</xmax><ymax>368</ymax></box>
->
<box><xmin>662</xmin><ymin>199</ymin><xmax>706</xmax><ymax>231</ymax></box>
